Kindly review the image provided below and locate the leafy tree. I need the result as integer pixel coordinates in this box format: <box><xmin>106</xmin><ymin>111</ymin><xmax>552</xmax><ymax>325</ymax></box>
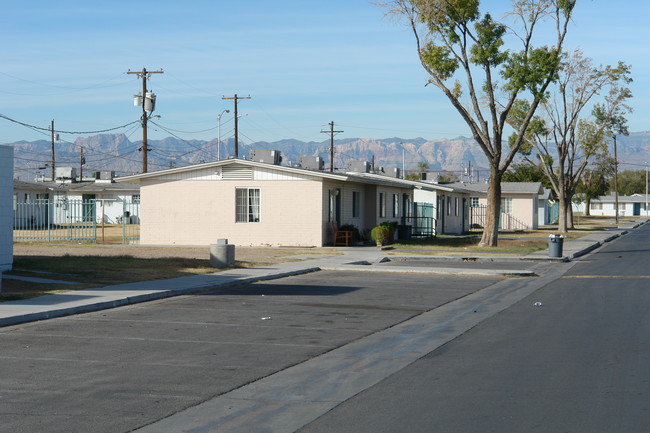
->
<box><xmin>507</xmin><ymin>51</ymin><xmax>632</xmax><ymax>232</ymax></box>
<box><xmin>405</xmin><ymin>172</ymin><xmax>421</xmax><ymax>180</ymax></box>
<box><xmin>381</xmin><ymin>0</ymin><xmax>575</xmax><ymax>246</ymax></box>
<box><xmin>502</xmin><ymin>163</ymin><xmax>553</xmax><ymax>191</ymax></box>
<box><xmin>437</xmin><ymin>172</ymin><xmax>459</xmax><ymax>183</ymax></box>
<box><xmin>593</xmin><ymin>70</ymin><xmax>634</xmax><ymax>221</ymax></box>
<box><xmin>576</xmin><ymin>155</ymin><xmax>615</xmax><ymax>216</ymax></box>
<box><xmin>615</xmin><ymin>170</ymin><xmax>646</xmax><ymax>196</ymax></box>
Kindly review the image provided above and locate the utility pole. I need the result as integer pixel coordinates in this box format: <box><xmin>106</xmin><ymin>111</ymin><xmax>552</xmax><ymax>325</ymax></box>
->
<box><xmin>614</xmin><ymin>134</ymin><xmax>619</xmax><ymax>224</ymax></box>
<box><xmin>127</xmin><ymin>68</ymin><xmax>163</xmax><ymax>173</ymax></box>
<box><xmin>222</xmin><ymin>94</ymin><xmax>250</xmax><ymax>158</ymax></box>
<box><xmin>321</xmin><ymin>121</ymin><xmax>343</xmax><ymax>173</ymax></box>
<box><xmin>50</xmin><ymin>120</ymin><xmax>55</xmax><ymax>181</ymax></box>
<box><xmin>79</xmin><ymin>147</ymin><xmax>85</xmax><ymax>181</ymax></box>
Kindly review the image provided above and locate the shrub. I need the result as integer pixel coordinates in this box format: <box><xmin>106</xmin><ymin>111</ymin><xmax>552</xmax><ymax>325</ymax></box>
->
<box><xmin>371</xmin><ymin>221</ymin><xmax>398</xmax><ymax>246</ymax></box>
<box><xmin>371</xmin><ymin>225</ymin><xmax>392</xmax><ymax>246</ymax></box>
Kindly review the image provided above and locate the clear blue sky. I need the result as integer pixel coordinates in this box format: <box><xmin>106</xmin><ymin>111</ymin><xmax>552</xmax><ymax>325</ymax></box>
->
<box><xmin>1</xmin><ymin>0</ymin><xmax>648</xmax><ymax>147</ymax></box>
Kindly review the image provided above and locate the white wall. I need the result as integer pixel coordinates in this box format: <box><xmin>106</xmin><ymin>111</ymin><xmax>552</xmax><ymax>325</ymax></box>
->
<box><xmin>0</xmin><ymin>146</ymin><xmax>13</xmax><ymax>271</ymax></box>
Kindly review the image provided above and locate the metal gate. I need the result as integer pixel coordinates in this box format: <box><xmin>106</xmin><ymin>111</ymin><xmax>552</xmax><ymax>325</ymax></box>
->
<box><xmin>411</xmin><ymin>202</ymin><xmax>436</xmax><ymax>237</ymax></box>
<box><xmin>13</xmin><ymin>199</ymin><xmax>140</xmax><ymax>244</ymax></box>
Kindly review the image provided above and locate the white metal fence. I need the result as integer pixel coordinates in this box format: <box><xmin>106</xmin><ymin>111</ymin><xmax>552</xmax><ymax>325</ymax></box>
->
<box><xmin>13</xmin><ymin>199</ymin><xmax>140</xmax><ymax>244</ymax></box>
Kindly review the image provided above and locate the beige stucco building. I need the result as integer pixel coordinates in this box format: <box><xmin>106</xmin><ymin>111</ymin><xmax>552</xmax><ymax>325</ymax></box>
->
<box><xmin>118</xmin><ymin>159</ymin><xmax>446</xmax><ymax>247</ymax></box>
<box><xmin>462</xmin><ymin>182</ymin><xmax>544</xmax><ymax>230</ymax></box>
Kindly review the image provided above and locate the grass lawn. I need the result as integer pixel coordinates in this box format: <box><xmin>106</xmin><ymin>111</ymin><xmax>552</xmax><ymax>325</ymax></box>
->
<box><xmin>389</xmin><ymin>215</ymin><xmax>640</xmax><ymax>255</ymax></box>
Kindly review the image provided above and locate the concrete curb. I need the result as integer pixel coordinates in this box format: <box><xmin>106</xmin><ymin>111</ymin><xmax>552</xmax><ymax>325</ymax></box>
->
<box><xmin>0</xmin><ymin>267</ymin><xmax>320</xmax><ymax>328</ymax></box>
<box><xmin>320</xmin><ymin>264</ymin><xmax>536</xmax><ymax>277</ymax></box>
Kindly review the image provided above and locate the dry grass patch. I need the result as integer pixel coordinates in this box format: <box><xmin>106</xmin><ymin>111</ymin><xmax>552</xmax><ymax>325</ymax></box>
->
<box><xmin>392</xmin><ymin>235</ymin><xmax>548</xmax><ymax>255</ymax></box>
<box><xmin>3</xmin><ymin>245</ymin><xmax>341</xmax><ymax>302</ymax></box>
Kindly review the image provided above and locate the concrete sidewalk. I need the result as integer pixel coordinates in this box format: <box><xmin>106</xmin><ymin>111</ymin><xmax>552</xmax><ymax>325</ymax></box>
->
<box><xmin>525</xmin><ymin>219</ymin><xmax>644</xmax><ymax>261</ymax></box>
<box><xmin>0</xmin><ymin>220</ymin><xmax>645</xmax><ymax>328</ymax></box>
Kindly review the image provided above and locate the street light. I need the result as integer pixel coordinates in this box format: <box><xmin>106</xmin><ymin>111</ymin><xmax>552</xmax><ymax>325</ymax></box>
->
<box><xmin>400</xmin><ymin>142</ymin><xmax>405</xmax><ymax>179</ymax></box>
<box><xmin>217</xmin><ymin>109</ymin><xmax>230</xmax><ymax>160</ymax></box>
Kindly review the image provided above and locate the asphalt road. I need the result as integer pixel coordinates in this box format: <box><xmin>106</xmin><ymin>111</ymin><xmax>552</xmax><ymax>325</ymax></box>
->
<box><xmin>0</xmin><ymin>270</ymin><xmax>500</xmax><ymax>433</ymax></box>
<box><xmin>299</xmin><ymin>224</ymin><xmax>650</xmax><ymax>433</ymax></box>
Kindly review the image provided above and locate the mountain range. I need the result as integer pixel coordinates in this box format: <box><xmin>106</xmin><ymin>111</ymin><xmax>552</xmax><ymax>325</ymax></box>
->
<box><xmin>9</xmin><ymin>131</ymin><xmax>650</xmax><ymax>181</ymax></box>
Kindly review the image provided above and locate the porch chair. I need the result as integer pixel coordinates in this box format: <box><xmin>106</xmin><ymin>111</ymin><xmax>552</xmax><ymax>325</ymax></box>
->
<box><xmin>332</xmin><ymin>223</ymin><xmax>353</xmax><ymax>247</ymax></box>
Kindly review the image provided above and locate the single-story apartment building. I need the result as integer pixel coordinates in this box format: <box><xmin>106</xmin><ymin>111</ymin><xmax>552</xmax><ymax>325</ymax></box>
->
<box><xmin>0</xmin><ymin>145</ymin><xmax>13</xmax><ymax>271</ymax></box>
<box><xmin>574</xmin><ymin>194</ymin><xmax>650</xmax><ymax>217</ymax></box>
<box><xmin>13</xmin><ymin>172</ymin><xmax>140</xmax><ymax>227</ymax></box>
<box><xmin>413</xmin><ymin>183</ymin><xmax>471</xmax><ymax>235</ymax></box>
<box><xmin>538</xmin><ymin>188</ymin><xmax>554</xmax><ymax>226</ymax></box>
<box><xmin>456</xmin><ymin>182</ymin><xmax>545</xmax><ymax>230</ymax></box>
<box><xmin>117</xmin><ymin>157</ymin><xmax>463</xmax><ymax>247</ymax></box>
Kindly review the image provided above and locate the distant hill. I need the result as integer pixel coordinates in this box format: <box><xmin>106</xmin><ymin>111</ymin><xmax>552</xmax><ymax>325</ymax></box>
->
<box><xmin>9</xmin><ymin>131</ymin><xmax>650</xmax><ymax>181</ymax></box>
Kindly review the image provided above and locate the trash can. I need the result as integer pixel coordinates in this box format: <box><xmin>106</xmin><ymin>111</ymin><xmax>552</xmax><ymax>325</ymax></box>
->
<box><xmin>398</xmin><ymin>225</ymin><xmax>412</xmax><ymax>240</ymax></box>
<box><xmin>548</xmin><ymin>234</ymin><xmax>564</xmax><ymax>258</ymax></box>
<box><xmin>210</xmin><ymin>238</ymin><xmax>235</xmax><ymax>268</ymax></box>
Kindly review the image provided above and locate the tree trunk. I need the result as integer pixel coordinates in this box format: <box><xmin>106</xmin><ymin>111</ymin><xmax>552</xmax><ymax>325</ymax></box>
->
<box><xmin>566</xmin><ymin>200</ymin><xmax>575</xmax><ymax>230</ymax></box>
<box><xmin>479</xmin><ymin>168</ymin><xmax>502</xmax><ymax>247</ymax></box>
<box><xmin>555</xmin><ymin>169</ymin><xmax>568</xmax><ymax>234</ymax></box>
<box><xmin>584</xmin><ymin>198</ymin><xmax>591</xmax><ymax>216</ymax></box>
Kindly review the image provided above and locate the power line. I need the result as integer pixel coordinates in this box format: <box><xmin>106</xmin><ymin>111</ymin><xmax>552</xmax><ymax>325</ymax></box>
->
<box><xmin>0</xmin><ymin>113</ymin><xmax>140</xmax><ymax>135</ymax></box>
<box><xmin>149</xmin><ymin>120</ymin><xmax>220</xmax><ymax>161</ymax></box>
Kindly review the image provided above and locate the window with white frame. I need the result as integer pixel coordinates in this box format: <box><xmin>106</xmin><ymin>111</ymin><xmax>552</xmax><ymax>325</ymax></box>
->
<box><xmin>392</xmin><ymin>194</ymin><xmax>399</xmax><ymax>218</ymax></box>
<box><xmin>454</xmin><ymin>197</ymin><xmax>459</xmax><ymax>216</ymax></box>
<box><xmin>501</xmin><ymin>197</ymin><xmax>513</xmax><ymax>214</ymax></box>
<box><xmin>235</xmin><ymin>188</ymin><xmax>261</xmax><ymax>222</ymax></box>
<box><xmin>132</xmin><ymin>194</ymin><xmax>141</xmax><ymax>203</ymax></box>
<box><xmin>470</xmin><ymin>197</ymin><xmax>480</xmax><ymax>207</ymax></box>
<box><xmin>591</xmin><ymin>202</ymin><xmax>603</xmax><ymax>210</ymax></box>
<box><xmin>379</xmin><ymin>192</ymin><xmax>386</xmax><ymax>218</ymax></box>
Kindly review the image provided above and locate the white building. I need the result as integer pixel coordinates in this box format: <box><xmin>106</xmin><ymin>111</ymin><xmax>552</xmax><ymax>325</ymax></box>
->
<box><xmin>574</xmin><ymin>194</ymin><xmax>650</xmax><ymax>217</ymax></box>
<box><xmin>13</xmin><ymin>176</ymin><xmax>140</xmax><ymax>227</ymax></box>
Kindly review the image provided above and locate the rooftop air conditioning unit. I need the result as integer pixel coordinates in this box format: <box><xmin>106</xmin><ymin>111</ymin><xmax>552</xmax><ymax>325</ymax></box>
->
<box><xmin>385</xmin><ymin>166</ymin><xmax>401</xmax><ymax>178</ymax></box>
<box><xmin>250</xmin><ymin>149</ymin><xmax>282</xmax><ymax>165</ymax></box>
<box><xmin>345</xmin><ymin>160</ymin><xmax>371</xmax><ymax>173</ymax></box>
<box><xmin>298</xmin><ymin>155</ymin><xmax>324</xmax><ymax>171</ymax></box>
<box><xmin>55</xmin><ymin>167</ymin><xmax>76</xmax><ymax>180</ymax></box>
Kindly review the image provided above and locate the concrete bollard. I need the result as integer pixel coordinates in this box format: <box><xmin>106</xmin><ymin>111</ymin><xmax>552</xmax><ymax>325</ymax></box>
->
<box><xmin>210</xmin><ymin>239</ymin><xmax>235</xmax><ymax>268</ymax></box>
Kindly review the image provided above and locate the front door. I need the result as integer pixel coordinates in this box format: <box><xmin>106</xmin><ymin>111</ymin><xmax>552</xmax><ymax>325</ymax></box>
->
<box><xmin>82</xmin><ymin>194</ymin><xmax>96</xmax><ymax>222</ymax></box>
<box><xmin>329</xmin><ymin>189</ymin><xmax>341</xmax><ymax>225</ymax></box>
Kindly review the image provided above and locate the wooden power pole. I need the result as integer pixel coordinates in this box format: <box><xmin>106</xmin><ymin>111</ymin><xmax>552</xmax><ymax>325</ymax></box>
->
<box><xmin>321</xmin><ymin>121</ymin><xmax>343</xmax><ymax>173</ymax></box>
<box><xmin>127</xmin><ymin>68</ymin><xmax>163</xmax><ymax>173</ymax></box>
<box><xmin>50</xmin><ymin>120</ymin><xmax>55</xmax><ymax>180</ymax></box>
<box><xmin>222</xmin><ymin>94</ymin><xmax>251</xmax><ymax>158</ymax></box>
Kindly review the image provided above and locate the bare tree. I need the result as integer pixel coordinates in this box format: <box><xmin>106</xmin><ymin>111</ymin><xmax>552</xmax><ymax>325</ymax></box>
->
<box><xmin>508</xmin><ymin>52</ymin><xmax>632</xmax><ymax>232</ymax></box>
<box><xmin>380</xmin><ymin>0</ymin><xmax>575</xmax><ymax>246</ymax></box>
